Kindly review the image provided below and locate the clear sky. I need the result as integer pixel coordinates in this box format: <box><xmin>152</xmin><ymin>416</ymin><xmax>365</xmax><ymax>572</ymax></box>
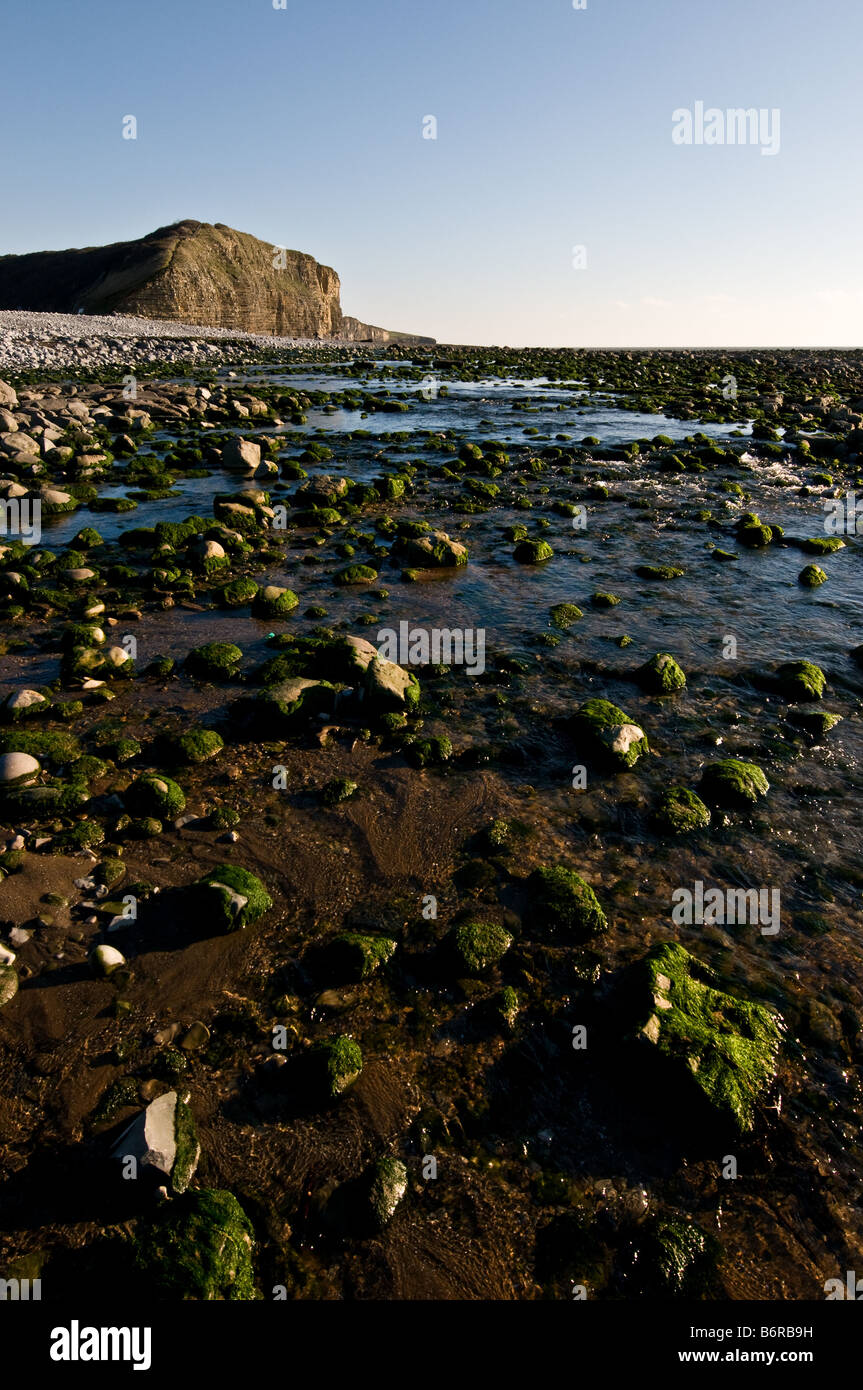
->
<box><xmin>3</xmin><ymin>0</ymin><xmax>861</xmax><ymax>346</ymax></box>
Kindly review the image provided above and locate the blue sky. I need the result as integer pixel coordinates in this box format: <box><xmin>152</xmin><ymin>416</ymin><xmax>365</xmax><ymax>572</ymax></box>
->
<box><xmin>3</xmin><ymin>0</ymin><xmax>861</xmax><ymax>345</ymax></box>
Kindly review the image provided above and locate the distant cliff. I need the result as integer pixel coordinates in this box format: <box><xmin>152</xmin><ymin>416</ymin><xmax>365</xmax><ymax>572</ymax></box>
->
<box><xmin>0</xmin><ymin>220</ymin><xmax>432</xmax><ymax>344</ymax></box>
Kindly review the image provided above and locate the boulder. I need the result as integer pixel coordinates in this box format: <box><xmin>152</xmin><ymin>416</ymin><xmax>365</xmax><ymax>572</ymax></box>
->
<box><xmin>0</xmin><ymin>751</ymin><xmax>40</xmax><ymax>784</ymax></box>
<box><xmin>2</xmin><ymin>689</ymin><xmax>50</xmax><ymax>721</ymax></box>
<box><xmin>131</xmin><ymin>1188</ymin><xmax>258</xmax><ymax>1299</ymax></box>
<box><xmin>223</xmin><ymin>437</ymin><xmax>262</xmax><ymax>472</ymax></box>
<box><xmin>630</xmin><ymin>941</ymin><xmax>783</xmax><ymax>1132</ymax></box>
<box><xmin>394</xmin><ymin>530</ymin><xmax>468</xmax><ymax>568</ymax></box>
<box><xmin>364</xmin><ymin>656</ymin><xmax>420</xmax><ymax>712</ymax></box>
<box><xmin>571</xmin><ymin>698</ymin><xmax>648</xmax><ymax>769</ymax></box>
<box><xmin>191</xmin><ymin>863</ymin><xmax>272</xmax><ymax>932</ymax></box>
<box><xmin>111</xmin><ymin>1090</ymin><xmax>200</xmax><ymax>1193</ymax></box>
<box><xmin>700</xmin><ymin>758</ymin><xmax>769</xmax><ymax>809</ymax></box>
<box><xmin>527</xmin><ymin>865</ymin><xmax>607</xmax><ymax>937</ymax></box>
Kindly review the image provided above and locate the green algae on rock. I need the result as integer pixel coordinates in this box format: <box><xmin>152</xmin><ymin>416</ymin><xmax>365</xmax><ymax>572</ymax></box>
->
<box><xmin>191</xmin><ymin>863</ymin><xmax>272</xmax><ymax>931</ymax></box>
<box><xmin>549</xmin><ymin>602</ymin><xmax>583</xmax><ymax>629</ymax></box>
<box><xmin>132</xmin><ymin>1188</ymin><xmax>259</xmax><ymax>1300</ymax></box>
<box><xmin>251</xmin><ymin>584</ymin><xmax>299</xmax><ymax>617</ymax></box>
<box><xmin>799</xmin><ymin>536</ymin><xmax>845</xmax><ymax>555</ymax></box>
<box><xmin>335</xmin><ymin>563</ymin><xmax>378</xmax><ymax>585</ymax></box>
<box><xmin>219</xmin><ymin>577</ymin><xmax>259</xmax><ymax>607</ymax></box>
<box><xmin>635</xmin><ymin>564</ymin><xmax>685</xmax><ymax>580</ymax></box>
<box><xmin>652</xmin><ymin>786</ymin><xmax>711</xmax><ymax>835</ymax></box>
<box><xmin>514</xmin><ymin>539</ymin><xmax>553</xmax><ymax>564</ymax></box>
<box><xmin>789</xmin><ymin>709</ymin><xmax>843</xmax><ymax>738</ymax></box>
<box><xmin>450</xmin><ymin>920</ymin><xmax>513</xmax><ymax>974</ymax></box>
<box><xmin>495</xmin><ymin>985</ymin><xmax>521</xmax><ymax>1030</ymax></box>
<box><xmin>735</xmin><ymin>513</ymin><xmax>776</xmax><ymax>548</ymax></box>
<box><xmin>798</xmin><ymin>564</ymin><xmax>827</xmax><ymax>587</ymax></box>
<box><xmin>644</xmin><ymin>1217</ymin><xmax>718</xmax><ymax>1296</ymax></box>
<box><xmin>632</xmin><ymin>941</ymin><xmax>783</xmax><ymax>1132</ymax></box>
<box><xmin>635</xmin><ymin>651</ymin><xmax>686</xmax><ymax>695</ymax></box>
<box><xmin>404</xmin><ymin>734</ymin><xmax>452</xmax><ymax>768</ymax></box>
<box><xmin>163</xmin><ymin>728</ymin><xmax>224</xmax><ymax>764</ymax></box>
<box><xmin>571</xmin><ymin>697</ymin><xmax>648</xmax><ymax>769</ymax></box>
<box><xmin>311</xmin><ymin>1035</ymin><xmax>363</xmax><ymax>1098</ymax></box>
<box><xmin>241</xmin><ymin>676</ymin><xmax>335</xmax><ymax>733</ymax></box>
<box><xmin>321</xmin><ymin>776</ymin><xmax>358</xmax><ymax>804</ymax></box>
<box><xmin>368</xmin><ymin>1156</ymin><xmax>408</xmax><ymax>1227</ymax></box>
<box><xmin>124</xmin><ymin>774</ymin><xmax>186</xmax><ymax>820</ymax></box>
<box><xmin>186</xmin><ymin>641</ymin><xmax>243</xmax><ymax>681</ymax></box>
<box><xmin>527</xmin><ymin>865</ymin><xmax>607</xmax><ymax>937</ymax></box>
<box><xmin>699</xmin><ymin>758</ymin><xmax>769</xmax><ymax>809</ymax></box>
<box><xmin>329</xmin><ymin>933</ymin><xmax>397</xmax><ymax>981</ymax></box>
<box><xmin>111</xmin><ymin>1089</ymin><xmax>200</xmax><ymax>1195</ymax></box>
<box><xmin>393</xmin><ymin>530</ymin><xmax>468</xmax><ymax>568</ymax></box>
<box><xmin>775</xmin><ymin>660</ymin><xmax>826</xmax><ymax>701</ymax></box>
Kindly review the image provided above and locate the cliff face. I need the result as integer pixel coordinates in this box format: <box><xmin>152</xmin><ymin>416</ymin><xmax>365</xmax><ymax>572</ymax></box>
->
<box><xmin>0</xmin><ymin>220</ymin><xmax>431</xmax><ymax>343</ymax></box>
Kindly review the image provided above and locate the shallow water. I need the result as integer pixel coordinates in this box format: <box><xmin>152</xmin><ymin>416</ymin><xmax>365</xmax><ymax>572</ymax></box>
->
<box><xmin>2</xmin><ymin>362</ymin><xmax>863</xmax><ymax>1301</ymax></box>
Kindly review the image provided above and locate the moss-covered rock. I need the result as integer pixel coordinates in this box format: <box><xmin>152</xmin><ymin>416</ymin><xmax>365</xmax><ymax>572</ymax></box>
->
<box><xmin>329</xmin><ymin>933</ymin><xmax>397</xmax><ymax>981</ymax></box>
<box><xmin>591</xmin><ymin>591</ymin><xmax>621</xmax><ymax>607</ymax></box>
<box><xmin>527</xmin><ymin>865</ymin><xmax>607</xmax><ymax>937</ymax></box>
<box><xmin>636</xmin><ymin>652</ymin><xmax>686</xmax><ymax>694</ymax></box>
<box><xmin>571</xmin><ymin>697</ymin><xmax>648</xmax><ymax>769</ymax></box>
<box><xmin>799</xmin><ymin>536</ymin><xmax>844</xmax><ymax>555</ymax></box>
<box><xmin>122</xmin><ymin>816</ymin><xmax>163</xmax><ymax>839</ymax></box>
<box><xmin>251</xmin><ymin>585</ymin><xmax>299</xmax><ymax>617</ymax></box>
<box><xmin>310</xmin><ymin>1036</ymin><xmax>363</xmax><ymax>1098</ymax></box>
<box><xmin>514</xmin><ymin>539</ymin><xmax>553</xmax><ymax>564</ymax></box>
<box><xmin>368</xmin><ymin>1156</ymin><xmax>408</xmax><ymax>1227</ymax></box>
<box><xmin>219</xmin><ymin>577</ymin><xmax>259</xmax><ymax>608</ymax></box>
<box><xmin>192</xmin><ymin>863</ymin><xmax>272</xmax><ymax>932</ymax></box>
<box><xmin>404</xmin><ymin>735</ymin><xmax>452</xmax><ymax>768</ymax></box>
<box><xmin>98</xmin><ymin>735</ymin><xmax>141</xmax><ymax>764</ymax></box>
<box><xmin>775</xmin><ymin>660</ymin><xmax>826</xmax><ymax>701</ymax></box>
<box><xmin>652</xmin><ymin>786</ymin><xmax>711</xmax><ymax>835</ymax></box>
<box><xmin>321</xmin><ymin>776</ymin><xmax>358</xmax><ymax>805</ymax></box>
<box><xmin>95</xmin><ymin>857</ymin><xmax>126</xmax><ymax>888</ymax></box>
<box><xmin>111</xmin><ymin>1089</ymin><xmax>200</xmax><ymax>1194</ymax></box>
<box><xmin>495</xmin><ymin>985</ymin><xmax>520</xmax><ymax>1030</ymax></box>
<box><xmin>635</xmin><ymin>564</ymin><xmax>685</xmax><ymax>580</ymax></box>
<box><xmin>788</xmin><ymin>709</ymin><xmax>842</xmax><ymax>739</ymax></box>
<box><xmin>242</xmin><ymin>677</ymin><xmax>335</xmax><ymax>733</ymax></box>
<box><xmin>699</xmin><ymin>758</ymin><xmax>769</xmax><ymax>809</ymax></box>
<box><xmin>798</xmin><ymin>564</ymin><xmax>827</xmax><ymax>588</ymax></box>
<box><xmin>163</xmin><ymin>728</ymin><xmax>224</xmax><ymax>764</ymax></box>
<box><xmin>394</xmin><ymin>530</ymin><xmax>468</xmax><ymax>568</ymax></box>
<box><xmin>735</xmin><ymin>514</ymin><xmax>775</xmax><ymax>548</ymax></box>
<box><xmin>450</xmin><ymin>920</ymin><xmax>512</xmax><ymax>974</ymax></box>
<box><xmin>631</xmin><ymin>941</ymin><xmax>783</xmax><ymax>1132</ymax></box>
<box><xmin>549</xmin><ymin>603</ymin><xmax>583</xmax><ymax>629</ymax></box>
<box><xmin>186</xmin><ymin>642</ymin><xmax>243</xmax><ymax>681</ymax></box>
<box><xmin>132</xmin><ymin>1188</ymin><xmax>258</xmax><ymax>1300</ymax></box>
<box><xmin>125</xmin><ymin>774</ymin><xmax>186</xmax><ymax>820</ymax></box>
<box><xmin>334</xmin><ymin>563</ymin><xmax>378</xmax><ymax>586</ymax></box>
<box><xmin>1</xmin><ymin>688</ymin><xmax>51</xmax><ymax>722</ymax></box>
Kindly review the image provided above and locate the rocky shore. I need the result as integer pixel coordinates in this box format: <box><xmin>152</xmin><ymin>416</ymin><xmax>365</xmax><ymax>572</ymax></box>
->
<box><xmin>0</xmin><ymin>346</ymin><xmax>861</xmax><ymax>1302</ymax></box>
